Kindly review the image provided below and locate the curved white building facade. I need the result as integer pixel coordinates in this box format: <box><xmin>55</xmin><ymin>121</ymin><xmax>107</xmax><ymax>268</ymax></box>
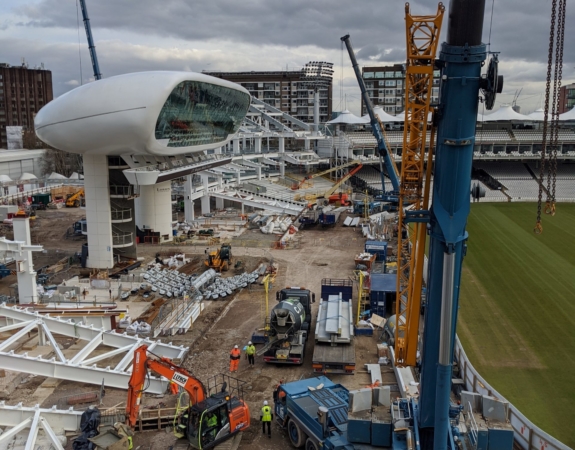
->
<box><xmin>34</xmin><ymin>71</ymin><xmax>251</xmax><ymax>268</ymax></box>
<box><xmin>35</xmin><ymin>71</ymin><xmax>251</xmax><ymax>156</ymax></box>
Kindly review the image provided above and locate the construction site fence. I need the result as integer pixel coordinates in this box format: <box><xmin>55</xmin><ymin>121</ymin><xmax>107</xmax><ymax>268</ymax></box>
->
<box><xmin>454</xmin><ymin>336</ymin><xmax>569</xmax><ymax>450</ymax></box>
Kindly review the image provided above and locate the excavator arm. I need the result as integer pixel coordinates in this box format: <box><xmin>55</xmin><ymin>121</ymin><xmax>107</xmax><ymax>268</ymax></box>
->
<box><xmin>126</xmin><ymin>345</ymin><xmax>207</xmax><ymax>428</ymax></box>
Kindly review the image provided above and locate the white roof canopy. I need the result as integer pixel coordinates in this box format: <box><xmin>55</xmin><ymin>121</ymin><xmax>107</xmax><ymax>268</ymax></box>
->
<box><xmin>559</xmin><ymin>107</ymin><xmax>575</xmax><ymax>121</ymax></box>
<box><xmin>327</xmin><ymin>110</ymin><xmax>369</xmax><ymax>125</ymax></box>
<box><xmin>480</xmin><ymin>104</ymin><xmax>532</xmax><ymax>122</ymax></box>
<box><xmin>362</xmin><ymin>106</ymin><xmax>404</xmax><ymax>123</ymax></box>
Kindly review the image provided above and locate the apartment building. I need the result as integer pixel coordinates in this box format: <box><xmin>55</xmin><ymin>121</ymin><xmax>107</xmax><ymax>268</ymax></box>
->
<box><xmin>558</xmin><ymin>82</ymin><xmax>575</xmax><ymax>114</ymax></box>
<box><xmin>360</xmin><ymin>63</ymin><xmax>440</xmax><ymax>116</ymax></box>
<box><xmin>0</xmin><ymin>63</ymin><xmax>53</xmax><ymax>149</ymax></box>
<box><xmin>204</xmin><ymin>70</ymin><xmax>332</xmax><ymax>124</ymax></box>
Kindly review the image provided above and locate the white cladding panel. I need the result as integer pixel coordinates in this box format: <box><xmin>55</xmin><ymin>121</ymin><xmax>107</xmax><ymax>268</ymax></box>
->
<box><xmin>35</xmin><ymin>71</ymin><xmax>250</xmax><ymax>156</ymax></box>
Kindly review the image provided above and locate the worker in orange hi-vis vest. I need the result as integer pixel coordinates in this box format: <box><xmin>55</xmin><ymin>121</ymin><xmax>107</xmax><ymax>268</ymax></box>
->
<box><xmin>229</xmin><ymin>345</ymin><xmax>241</xmax><ymax>372</ymax></box>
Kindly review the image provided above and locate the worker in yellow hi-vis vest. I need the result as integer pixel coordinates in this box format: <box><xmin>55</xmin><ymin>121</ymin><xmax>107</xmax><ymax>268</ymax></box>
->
<box><xmin>260</xmin><ymin>400</ymin><xmax>273</xmax><ymax>438</ymax></box>
<box><xmin>245</xmin><ymin>341</ymin><xmax>256</xmax><ymax>367</ymax></box>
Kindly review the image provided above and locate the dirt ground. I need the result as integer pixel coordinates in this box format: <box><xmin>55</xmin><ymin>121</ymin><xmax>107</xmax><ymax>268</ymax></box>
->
<box><xmin>0</xmin><ymin>208</ymin><xmax>87</xmax><ymax>295</ymax></box>
<box><xmin>2</xmin><ymin>210</ymin><xmax>395</xmax><ymax>450</ymax></box>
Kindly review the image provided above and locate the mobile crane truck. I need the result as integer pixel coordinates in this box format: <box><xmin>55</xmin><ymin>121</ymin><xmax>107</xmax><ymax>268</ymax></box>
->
<box><xmin>126</xmin><ymin>345</ymin><xmax>250</xmax><ymax>450</ymax></box>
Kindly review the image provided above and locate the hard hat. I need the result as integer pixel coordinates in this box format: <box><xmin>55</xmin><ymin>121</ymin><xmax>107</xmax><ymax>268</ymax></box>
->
<box><xmin>263</xmin><ymin>400</ymin><xmax>268</xmax><ymax>406</ymax></box>
<box><xmin>234</xmin><ymin>345</ymin><xmax>238</xmax><ymax>349</ymax></box>
<box><xmin>248</xmin><ymin>341</ymin><xmax>252</xmax><ymax>345</ymax></box>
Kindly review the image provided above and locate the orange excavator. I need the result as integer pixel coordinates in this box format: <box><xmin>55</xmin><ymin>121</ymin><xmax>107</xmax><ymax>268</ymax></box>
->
<box><xmin>127</xmin><ymin>345</ymin><xmax>250</xmax><ymax>450</ymax></box>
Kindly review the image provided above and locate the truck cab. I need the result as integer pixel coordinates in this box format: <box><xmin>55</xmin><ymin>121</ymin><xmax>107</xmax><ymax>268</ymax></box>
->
<box><xmin>273</xmin><ymin>376</ymin><xmax>353</xmax><ymax>450</ymax></box>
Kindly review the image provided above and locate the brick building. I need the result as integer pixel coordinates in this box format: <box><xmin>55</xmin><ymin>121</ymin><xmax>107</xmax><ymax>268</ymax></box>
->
<box><xmin>204</xmin><ymin>70</ymin><xmax>332</xmax><ymax>124</ymax></box>
<box><xmin>0</xmin><ymin>63</ymin><xmax>53</xmax><ymax>148</ymax></box>
<box><xmin>558</xmin><ymin>82</ymin><xmax>575</xmax><ymax>114</ymax></box>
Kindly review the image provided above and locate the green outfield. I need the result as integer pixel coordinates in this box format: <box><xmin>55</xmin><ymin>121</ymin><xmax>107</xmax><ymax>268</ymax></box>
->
<box><xmin>457</xmin><ymin>203</ymin><xmax>575</xmax><ymax>447</ymax></box>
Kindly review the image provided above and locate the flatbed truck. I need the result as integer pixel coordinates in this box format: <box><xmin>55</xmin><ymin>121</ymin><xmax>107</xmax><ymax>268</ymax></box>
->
<box><xmin>312</xmin><ymin>279</ymin><xmax>356</xmax><ymax>375</ymax></box>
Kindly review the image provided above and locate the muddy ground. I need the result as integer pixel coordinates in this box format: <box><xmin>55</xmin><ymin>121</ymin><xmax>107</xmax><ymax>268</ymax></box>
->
<box><xmin>1</xmin><ymin>208</ymin><xmax>395</xmax><ymax>450</ymax></box>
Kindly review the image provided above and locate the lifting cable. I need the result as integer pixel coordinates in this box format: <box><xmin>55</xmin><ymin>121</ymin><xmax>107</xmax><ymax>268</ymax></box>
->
<box><xmin>535</xmin><ymin>0</ymin><xmax>566</xmax><ymax>233</ymax></box>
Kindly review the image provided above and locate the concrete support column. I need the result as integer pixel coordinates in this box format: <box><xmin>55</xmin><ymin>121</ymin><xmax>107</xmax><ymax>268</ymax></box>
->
<box><xmin>218</xmin><ymin>175</ymin><xmax>223</xmax><ymax>190</ymax></box>
<box><xmin>201</xmin><ymin>174</ymin><xmax>210</xmax><ymax>215</ymax></box>
<box><xmin>13</xmin><ymin>218</ymin><xmax>38</xmax><ymax>304</ymax></box>
<box><xmin>313</xmin><ymin>90</ymin><xmax>320</xmax><ymax>136</ymax></box>
<box><xmin>135</xmin><ymin>181</ymin><xmax>173</xmax><ymax>241</ymax></box>
<box><xmin>84</xmin><ymin>154</ymin><xmax>113</xmax><ymax>269</ymax></box>
<box><xmin>266</xmin><ymin>137</ymin><xmax>270</xmax><ymax>152</ymax></box>
<box><xmin>279</xmin><ymin>137</ymin><xmax>286</xmax><ymax>177</ymax></box>
<box><xmin>184</xmin><ymin>175</ymin><xmax>195</xmax><ymax>222</ymax></box>
<box><xmin>257</xmin><ymin>166</ymin><xmax>262</xmax><ymax>180</ymax></box>
<box><xmin>215</xmin><ymin>197</ymin><xmax>224</xmax><ymax>210</ymax></box>
<box><xmin>305</xmin><ymin>139</ymin><xmax>310</xmax><ymax>150</ymax></box>
<box><xmin>242</xmin><ymin>136</ymin><xmax>247</xmax><ymax>152</ymax></box>
<box><xmin>236</xmin><ymin>170</ymin><xmax>241</xmax><ymax>185</ymax></box>
<box><xmin>233</xmin><ymin>139</ymin><xmax>240</xmax><ymax>155</ymax></box>
<box><xmin>214</xmin><ymin>147</ymin><xmax>222</xmax><ymax>155</ymax></box>
<box><xmin>255</xmin><ymin>137</ymin><xmax>262</xmax><ymax>154</ymax></box>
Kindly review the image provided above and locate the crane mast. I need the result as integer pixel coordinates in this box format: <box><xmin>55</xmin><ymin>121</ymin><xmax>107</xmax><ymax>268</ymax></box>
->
<box><xmin>78</xmin><ymin>0</ymin><xmax>102</xmax><ymax>80</ymax></box>
<box><xmin>341</xmin><ymin>35</ymin><xmax>400</xmax><ymax>198</ymax></box>
<box><xmin>394</xmin><ymin>4</ymin><xmax>445</xmax><ymax>367</ymax></box>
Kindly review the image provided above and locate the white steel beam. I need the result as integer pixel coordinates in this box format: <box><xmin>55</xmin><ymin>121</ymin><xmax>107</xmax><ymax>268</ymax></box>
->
<box><xmin>0</xmin><ymin>320</ymin><xmax>35</xmax><ymax>333</ymax></box>
<box><xmin>0</xmin><ymin>320</ymin><xmax>38</xmax><ymax>352</ymax></box>
<box><xmin>0</xmin><ymin>417</ymin><xmax>32</xmax><ymax>443</ymax></box>
<box><xmin>0</xmin><ymin>352</ymin><xmax>167</xmax><ymax>394</ymax></box>
<box><xmin>40</xmin><ymin>322</ymin><xmax>66</xmax><ymax>363</ymax></box>
<box><xmin>39</xmin><ymin>418</ymin><xmax>65</xmax><ymax>450</ymax></box>
<box><xmin>0</xmin><ymin>304</ymin><xmax>187</xmax><ymax>360</ymax></box>
<box><xmin>0</xmin><ymin>402</ymin><xmax>82</xmax><ymax>431</ymax></box>
<box><xmin>114</xmin><ymin>341</ymin><xmax>141</xmax><ymax>372</ymax></box>
<box><xmin>24</xmin><ymin>409</ymin><xmax>41</xmax><ymax>450</ymax></box>
<box><xmin>68</xmin><ymin>332</ymin><xmax>104</xmax><ymax>365</ymax></box>
<box><xmin>81</xmin><ymin>344</ymin><xmax>133</xmax><ymax>366</ymax></box>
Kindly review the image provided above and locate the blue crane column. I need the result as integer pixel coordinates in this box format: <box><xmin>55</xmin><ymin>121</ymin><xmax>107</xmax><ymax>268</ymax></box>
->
<box><xmin>417</xmin><ymin>0</ymin><xmax>487</xmax><ymax>448</ymax></box>
<box><xmin>79</xmin><ymin>0</ymin><xmax>102</xmax><ymax>80</ymax></box>
<box><xmin>341</xmin><ymin>35</ymin><xmax>400</xmax><ymax>196</ymax></box>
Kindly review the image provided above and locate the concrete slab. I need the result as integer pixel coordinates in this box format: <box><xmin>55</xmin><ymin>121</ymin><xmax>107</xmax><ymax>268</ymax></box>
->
<box><xmin>365</xmin><ymin>364</ymin><xmax>382</xmax><ymax>385</ymax></box>
<box><xmin>373</xmin><ymin>386</ymin><xmax>391</xmax><ymax>407</ymax></box>
<box><xmin>349</xmin><ymin>388</ymin><xmax>373</xmax><ymax>413</ymax></box>
<box><xmin>482</xmin><ymin>396</ymin><xmax>508</xmax><ymax>422</ymax></box>
<box><xmin>461</xmin><ymin>390</ymin><xmax>482</xmax><ymax>413</ymax></box>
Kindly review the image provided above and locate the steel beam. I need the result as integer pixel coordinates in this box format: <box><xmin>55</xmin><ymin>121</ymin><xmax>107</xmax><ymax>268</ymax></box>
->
<box><xmin>24</xmin><ymin>409</ymin><xmax>41</xmax><ymax>450</ymax></box>
<box><xmin>0</xmin><ymin>304</ymin><xmax>187</xmax><ymax>360</ymax></box>
<box><xmin>0</xmin><ymin>320</ymin><xmax>38</xmax><ymax>352</ymax></box>
<box><xmin>0</xmin><ymin>417</ymin><xmax>32</xmax><ymax>443</ymax></box>
<box><xmin>68</xmin><ymin>331</ymin><xmax>104</xmax><ymax>365</ymax></box>
<box><xmin>81</xmin><ymin>344</ymin><xmax>133</xmax><ymax>366</ymax></box>
<box><xmin>0</xmin><ymin>402</ymin><xmax>83</xmax><ymax>431</ymax></box>
<box><xmin>0</xmin><ymin>320</ymin><xmax>35</xmax><ymax>333</ymax></box>
<box><xmin>40</xmin><ymin>322</ymin><xmax>66</xmax><ymax>363</ymax></box>
<box><xmin>0</xmin><ymin>352</ymin><xmax>167</xmax><ymax>394</ymax></box>
<box><xmin>39</xmin><ymin>418</ymin><xmax>65</xmax><ymax>450</ymax></box>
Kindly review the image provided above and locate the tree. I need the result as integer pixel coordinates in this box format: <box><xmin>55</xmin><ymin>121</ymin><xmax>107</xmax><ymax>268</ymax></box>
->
<box><xmin>41</xmin><ymin>149</ymin><xmax>83</xmax><ymax>178</ymax></box>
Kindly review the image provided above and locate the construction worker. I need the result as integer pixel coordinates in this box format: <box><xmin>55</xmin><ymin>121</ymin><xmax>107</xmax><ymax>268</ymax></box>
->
<box><xmin>260</xmin><ymin>400</ymin><xmax>272</xmax><ymax>438</ymax></box>
<box><xmin>245</xmin><ymin>341</ymin><xmax>256</xmax><ymax>367</ymax></box>
<box><xmin>169</xmin><ymin>381</ymin><xmax>179</xmax><ymax>395</ymax></box>
<box><xmin>229</xmin><ymin>345</ymin><xmax>241</xmax><ymax>372</ymax></box>
<box><xmin>206</xmin><ymin>412</ymin><xmax>218</xmax><ymax>441</ymax></box>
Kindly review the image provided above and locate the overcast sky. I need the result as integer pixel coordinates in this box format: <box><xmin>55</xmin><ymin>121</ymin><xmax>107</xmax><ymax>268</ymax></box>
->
<box><xmin>1</xmin><ymin>0</ymin><xmax>573</xmax><ymax>116</ymax></box>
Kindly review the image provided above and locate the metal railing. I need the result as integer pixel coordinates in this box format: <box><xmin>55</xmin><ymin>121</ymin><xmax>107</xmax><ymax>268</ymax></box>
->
<box><xmin>111</xmin><ymin>208</ymin><xmax>132</xmax><ymax>221</ymax></box>
<box><xmin>112</xmin><ymin>232</ymin><xmax>133</xmax><ymax>247</ymax></box>
<box><xmin>454</xmin><ymin>336</ymin><xmax>570</xmax><ymax>450</ymax></box>
<box><xmin>109</xmin><ymin>185</ymin><xmax>133</xmax><ymax>197</ymax></box>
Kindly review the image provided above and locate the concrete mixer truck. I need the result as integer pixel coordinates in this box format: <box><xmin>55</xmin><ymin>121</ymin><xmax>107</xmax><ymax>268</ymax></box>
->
<box><xmin>257</xmin><ymin>287</ymin><xmax>315</xmax><ymax>365</ymax></box>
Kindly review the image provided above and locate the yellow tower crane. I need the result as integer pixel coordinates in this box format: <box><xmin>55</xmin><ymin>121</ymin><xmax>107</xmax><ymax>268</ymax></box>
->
<box><xmin>395</xmin><ymin>3</ymin><xmax>445</xmax><ymax>367</ymax></box>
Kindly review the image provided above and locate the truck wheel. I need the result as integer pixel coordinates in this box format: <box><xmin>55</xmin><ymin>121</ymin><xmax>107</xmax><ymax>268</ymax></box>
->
<box><xmin>305</xmin><ymin>438</ymin><xmax>318</xmax><ymax>450</ymax></box>
<box><xmin>288</xmin><ymin>419</ymin><xmax>306</xmax><ymax>448</ymax></box>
